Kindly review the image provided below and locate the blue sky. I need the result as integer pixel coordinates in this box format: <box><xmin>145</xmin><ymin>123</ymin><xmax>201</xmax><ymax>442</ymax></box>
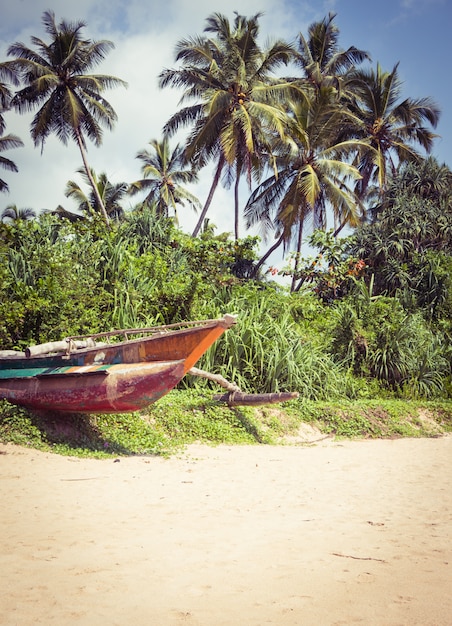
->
<box><xmin>0</xmin><ymin>0</ymin><xmax>450</xmax><ymax>243</ymax></box>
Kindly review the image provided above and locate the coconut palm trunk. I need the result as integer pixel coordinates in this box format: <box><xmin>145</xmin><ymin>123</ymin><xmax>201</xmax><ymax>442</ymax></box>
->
<box><xmin>234</xmin><ymin>168</ymin><xmax>241</xmax><ymax>240</ymax></box>
<box><xmin>251</xmin><ymin>232</ymin><xmax>285</xmax><ymax>278</ymax></box>
<box><xmin>192</xmin><ymin>156</ymin><xmax>225</xmax><ymax>237</ymax></box>
<box><xmin>291</xmin><ymin>219</ymin><xmax>304</xmax><ymax>292</ymax></box>
<box><xmin>75</xmin><ymin>128</ymin><xmax>109</xmax><ymax>223</ymax></box>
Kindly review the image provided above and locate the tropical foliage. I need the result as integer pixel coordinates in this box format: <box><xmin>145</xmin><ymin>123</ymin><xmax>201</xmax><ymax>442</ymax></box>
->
<box><xmin>1</xmin><ymin>204</ymin><xmax>36</xmax><ymax>222</ymax></box>
<box><xmin>128</xmin><ymin>138</ymin><xmax>201</xmax><ymax>219</ymax></box>
<box><xmin>0</xmin><ymin>134</ymin><xmax>23</xmax><ymax>193</ymax></box>
<box><xmin>345</xmin><ymin>63</ymin><xmax>440</xmax><ymax>199</ymax></box>
<box><xmin>0</xmin><ymin>80</ymin><xmax>23</xmax><ymax>193</ymax></box>
<box><xmin>244</xmin><ymin>94</ymin><xmax>365</xmax><ymax>288</ymax></box>
<box><xmin>292</xmin><ymin>12</ymin><xmax>370</xmax><ymax>92</ymax></box>
<box><xmin>0</xmin><ymin>10</ymin><xmax>450</xmax><ymax>408</ymax></box>
<box><xmin>1</xmin><ymin>194</ymin><xmax>451</xmax><ymax>400</ymax></box>
<box><xmin>63</xmin><ymin>168</ymin><xmax>128</xmax><ymax>221</ymax></box>
<box><xmin>351</xmin><ymin>157</ymin><xmax>452</xmax><ymax>311</ymax></box>
<box><xmin>0</xmin><ymin>10</ymin><xmax>127</xmax><ymax>222</ymax></box>
<box><xmin>159</xmin><ymin>11</ymin><xmax>297</xmax><ymax>238</ymax></box>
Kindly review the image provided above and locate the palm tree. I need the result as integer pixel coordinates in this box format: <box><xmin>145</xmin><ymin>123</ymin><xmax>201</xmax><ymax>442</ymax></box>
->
<box><xmin>128</xmin><ymin>138</ymin><xmax>201</xmax><ymax>220</ymax></box>
<box><xmin>293</xmin><ymin>12</ymin><xmax>370</xmax><ymax>93</ymax></box>
<box><xmin>0</xmin><ymin>10</ymin><xmax>127</xmax><ymax>223</ymax></box>
<box><xmin>245</xmin><ymin>92</ymin><xmax>365</xmax><ymax>289</ymax></box>
<box><xmin>0</xmin><ymin>67</ymin><xmax>20</xmax><ymax>127</ymax></box>
<box><xmin>242</xmin><ymin>13</ymin><xmax>370</xmax><ymax>280</ymax></box>
<box><xmin>0</xmin><ymin>80</ymin><xmax>13</xmax><ymax>129</ymax></box>
<box><xmin>346</xmin><ymin>63</ymin><xmax>440</xmax><ymax>200</ymax></box>
<box><xmin>159</xmin><ymin>12</ymin><xmax>297</xmax><ymax>239</ymax></box>
<box><xmin>50</xmin><ymin>205</ymin><xmax>85</xmax><ymax>223</ymax></box>
<box><xmin>0</xmin><ymin>81</ymin><xmax>23</xmax><ymax>193</ymax></box>
<box><xmin>1</xmin><ymin>204</ymin><xmax>36</xmax><ymax>222</ymax></box>
<box><xmin>0</xmin><ymin>132</ymin><xmax>23</xmax><ymax>193</ymax></box>
<box><xmin>64</xmin><ymin>168</ymin><xmax>127</xmax><ymax>221</ymax></box>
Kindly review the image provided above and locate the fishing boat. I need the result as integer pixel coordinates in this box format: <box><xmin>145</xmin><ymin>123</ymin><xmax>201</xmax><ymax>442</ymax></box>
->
<box><xmin>0</xmin><ymin>315</ymin><xmax>236</xmax><ymax>413</ymax></box>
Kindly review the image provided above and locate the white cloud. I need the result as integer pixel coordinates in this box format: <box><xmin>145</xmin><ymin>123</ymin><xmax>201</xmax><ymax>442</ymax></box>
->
<box><xmin>390</xmin><ymin>0</ymin><xmax>447</xmax><ymax>23</ymax></box>
<box><xmin>400</xmin><ymin>0</ymin><xmax>445</xmax><ymax>7</ymax></box>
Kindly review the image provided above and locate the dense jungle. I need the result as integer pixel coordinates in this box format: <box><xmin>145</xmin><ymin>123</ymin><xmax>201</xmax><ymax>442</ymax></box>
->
<box><xmin>1</xmin><ymin>11</ymin><xmax>451</xmax><ymax>454</ymax></box>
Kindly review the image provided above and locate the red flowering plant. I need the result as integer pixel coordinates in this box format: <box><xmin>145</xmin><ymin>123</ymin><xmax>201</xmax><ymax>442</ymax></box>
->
<box><xmin>265</xmin><ymin>265</ymin><xmax>279</xmax><ymax>277</ymax></box>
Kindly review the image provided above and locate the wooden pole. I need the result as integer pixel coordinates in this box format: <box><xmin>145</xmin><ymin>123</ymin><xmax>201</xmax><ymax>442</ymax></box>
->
<box><xmin>213</xmin><ymin>392</ymin><xmax>299</xmax><ymax>406</ymax></box>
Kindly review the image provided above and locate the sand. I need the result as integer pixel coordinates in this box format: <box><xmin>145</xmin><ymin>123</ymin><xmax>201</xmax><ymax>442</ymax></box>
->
<box><xmin>1</xmin><ymin>436</ymin><xmax>451</xmax><ymax>625</ymax></box>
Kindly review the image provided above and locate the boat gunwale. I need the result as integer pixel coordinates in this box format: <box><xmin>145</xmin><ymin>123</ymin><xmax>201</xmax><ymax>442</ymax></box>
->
<box><xmin>0</xmin><ymin>315</ymin><xmax>237</xmax><ymax>362</ymax></box>
<box><xmin>65</xmin><ymin>315</ymin><xmax>234</xmax><ymax>343</ymax></box>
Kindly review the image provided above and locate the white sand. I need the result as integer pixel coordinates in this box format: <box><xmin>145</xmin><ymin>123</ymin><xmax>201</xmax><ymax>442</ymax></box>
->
<box><xmin>1</xmin><ymin>437</ymin><xmax>451</xmax><ymax>625</ymax></box>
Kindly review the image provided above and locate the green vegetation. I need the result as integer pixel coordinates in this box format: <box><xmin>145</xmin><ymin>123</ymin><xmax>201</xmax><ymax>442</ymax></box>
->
<box><xmin>1</xmin><ymin>395</ymin><xmax>451</xmax><ymax>458</ymax></box>
<box><xmin>0</xmin><ymin>10</ymin><xmax>127</xmax><ymax>222</ymax></box>
<box><xmin>0</xmin><ymin>11</ymin><xmax>451</xmax><ymax>456</ymax></box>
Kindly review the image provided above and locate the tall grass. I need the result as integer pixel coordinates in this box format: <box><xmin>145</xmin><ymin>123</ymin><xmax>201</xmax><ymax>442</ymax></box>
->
<box><xmin>188</xmin><ymin>286</ymin><xmax>359</xmax><ymax>399</ymax></box>
<box><xmin>328</xmin><ymin>290</ymin><xmax>450</xmax><ymax>398</ymax></box>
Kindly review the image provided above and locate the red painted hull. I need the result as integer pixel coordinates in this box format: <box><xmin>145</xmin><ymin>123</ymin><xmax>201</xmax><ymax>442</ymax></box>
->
<box><xmin>1</xmin><ymin>361</ymin><xmax>185</xmax><ymax>413</ymax></box>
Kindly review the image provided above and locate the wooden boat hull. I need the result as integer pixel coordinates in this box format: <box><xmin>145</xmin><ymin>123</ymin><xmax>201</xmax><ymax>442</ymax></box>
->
<box><xmin>0</xmin><ymin>316</ymin><xmax>237</xmax><ymax>413</ymax></box>
<box><xmin>0</xmin><ymin>361</ymin><xmax>185</xmax><ymax>413</ymax></box>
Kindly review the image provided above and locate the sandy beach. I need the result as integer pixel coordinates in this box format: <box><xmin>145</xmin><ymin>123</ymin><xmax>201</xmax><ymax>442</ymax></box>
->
<box><xmin>1</xmin><ymin>437</ymin><xmax>451</xmax><ymax>625</ymax></box>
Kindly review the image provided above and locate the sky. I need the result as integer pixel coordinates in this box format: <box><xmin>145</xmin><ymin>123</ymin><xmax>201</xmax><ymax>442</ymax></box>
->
<box><xmin>0</xmin><ymin>0</ymin><xmax>451</xmax><ymax>251</ymax></box>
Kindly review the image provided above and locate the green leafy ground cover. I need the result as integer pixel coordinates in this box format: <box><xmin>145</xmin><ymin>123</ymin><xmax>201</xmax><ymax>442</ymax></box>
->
<box><xmin>1</xmin><ymin>393</ymin><xmax>451</xmax><ymax>458</ymax></box>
